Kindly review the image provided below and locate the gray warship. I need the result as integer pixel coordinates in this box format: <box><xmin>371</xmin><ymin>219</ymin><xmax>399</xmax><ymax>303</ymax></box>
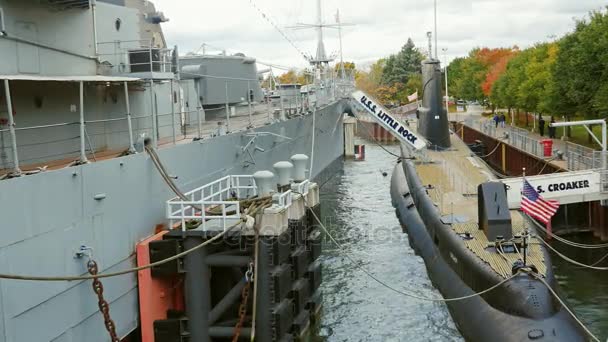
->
<box><xmin>0</xmin><ymin>1</ymin><xmax>354</xmax><ymax>341</ymax></box>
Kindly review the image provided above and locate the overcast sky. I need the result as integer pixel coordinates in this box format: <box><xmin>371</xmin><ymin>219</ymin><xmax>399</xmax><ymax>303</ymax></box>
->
<box><xmin>153</xmin><ymin>0</ymin><xmax>606</xmax><ymax>71</ymax></box>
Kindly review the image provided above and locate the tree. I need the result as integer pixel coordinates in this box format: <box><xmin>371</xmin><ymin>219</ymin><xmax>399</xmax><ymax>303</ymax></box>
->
<box><xmin>381</xmin><ymin>38</ymin><xmax>425</xmax><ymax>86</ymax></box>
<box><xmin>481</xmin><ymin>48</ymin><xmax>519</xmax><ymax>97</ymax></box>
<box><xmin>355</xmin><ymin>59</ymin><xmax>386</xmax><ymax>98</ymax></box>
<box><xmin>335</xmin><ymin>61</ymin><xmax>356</xmax><ymax>78</ymax></box>
<box><xmin>553</xmin><ymin>8</ymin><xmax>608</xmax><ymax>119</ymax></box>
<box><xmin>276</xmin><ymin>69</ymin><xmax>310</xmax><ymax>85</ymax></box>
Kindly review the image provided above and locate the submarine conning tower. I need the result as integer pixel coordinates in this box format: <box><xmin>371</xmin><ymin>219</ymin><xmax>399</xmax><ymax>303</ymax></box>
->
<box><xmin>417</xmin><ymin>59</ymin><xmax>451</xmax><ymax>149</ymax></box>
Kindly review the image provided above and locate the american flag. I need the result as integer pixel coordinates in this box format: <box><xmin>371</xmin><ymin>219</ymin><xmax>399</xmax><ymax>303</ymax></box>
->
<box><xmin>521</xmin><ymin>179</ymin><xmax>559</xmax><ymax>224</ymax></box>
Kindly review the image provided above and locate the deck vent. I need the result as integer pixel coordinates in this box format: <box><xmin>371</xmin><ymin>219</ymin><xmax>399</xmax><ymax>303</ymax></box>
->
<box><xmin>478</xmin><ymin>182</ymin><xmax>512</xmax><ymax>241</ymax></box>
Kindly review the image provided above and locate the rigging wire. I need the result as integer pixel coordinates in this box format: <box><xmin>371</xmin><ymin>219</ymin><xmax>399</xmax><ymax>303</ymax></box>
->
<box><xmin>527</xmin><ymin>215</ymin><xmax>608</xmax><ymax>249</ymax></box>
<box><xmin>526</xmin><ymin>271</ymin><xmax>601</xmax><ymax>342</ymax></box>
<box><xmin>535</xmin><ymin>237</ymin><xmax>608</xmax><ymax>271</ymax></box>
<box><xmin>300</xmin><ymin>192</ymin><xmax>524</xmax><ymax>303</ymax></box>
<box><xmin>0</xmin><ymin>200</ymin><xmax>271</xmax><ymax>281</ymax></box>
<box><xmin>245</xmin><ymin>0</ymin><xmax>310</xmax><ymax>62</ymax></box>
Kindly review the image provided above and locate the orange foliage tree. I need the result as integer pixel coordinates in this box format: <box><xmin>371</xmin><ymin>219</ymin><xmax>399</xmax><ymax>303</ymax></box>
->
<box><xmin>476</xmin><ymin>47</ymin><xmax>519</xmax><ymax>97</ymax></box>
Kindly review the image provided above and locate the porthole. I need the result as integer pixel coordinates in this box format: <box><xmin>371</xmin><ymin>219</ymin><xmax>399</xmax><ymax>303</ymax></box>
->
<box><xmin>115</xmin><ymin>18</ymin><xmax>122</xmax><ymax>31</ymax></box>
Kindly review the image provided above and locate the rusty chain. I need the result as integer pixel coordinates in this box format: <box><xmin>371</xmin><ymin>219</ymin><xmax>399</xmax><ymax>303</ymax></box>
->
<box><xmin>87</xmin><ymin>260</ymin><xmax>120</xmax><ymax>342</ymax></box>
<box><xmin>232</xmin><ymin>280</ymin><xmax>251</xmax><ymax>342</ymax></box>
<box><xmin>232</xmin><ymin>261</ymin><xmax>254</xmax><ymax>342</ymax></box>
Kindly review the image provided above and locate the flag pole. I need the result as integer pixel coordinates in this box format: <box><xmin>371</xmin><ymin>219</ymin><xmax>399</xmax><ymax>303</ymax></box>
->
<box><xmin>522</xmin><ymin>167</ymin><xmax>527</xmax><ymax>266</ymax></box>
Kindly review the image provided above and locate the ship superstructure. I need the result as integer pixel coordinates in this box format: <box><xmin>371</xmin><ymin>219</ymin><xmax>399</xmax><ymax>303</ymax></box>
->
<box><xmin>0</xmin><ymin>1</ymin><xmax>354</xmax><ymax>341</ymax></box>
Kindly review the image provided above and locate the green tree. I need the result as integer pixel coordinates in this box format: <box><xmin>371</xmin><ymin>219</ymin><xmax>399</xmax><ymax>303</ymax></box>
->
<box><xmin>553</xmin><ymin>9</ymin><xmax>608</xmax><ymax>118</ymax></box>
<box><xmin>381</xmin><ymin>38</ymin><xmax>425</xmax><ymax>86</ymax></box>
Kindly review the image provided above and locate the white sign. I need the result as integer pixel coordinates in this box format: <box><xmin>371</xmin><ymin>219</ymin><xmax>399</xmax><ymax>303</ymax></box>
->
<box><xmin>352</xmin><ymin>90</ymin><xmax>427</xmax><ymax>150</ymax></box>
<box><xmin>501</xmin><ymin>170</ymin><xmax>602</xmax><ymax>209</ymax></box>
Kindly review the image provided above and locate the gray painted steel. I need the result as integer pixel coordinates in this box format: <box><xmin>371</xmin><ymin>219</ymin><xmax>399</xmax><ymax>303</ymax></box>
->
<box><xmin>184</xmin><ymin>236</ymin><xmax>211</xmax><ymax>342</ymax></box>
<box><xmin>0</xmin><ymin>0</ymin><xmax>351</xmax><ymax>340</ymax></box>
<box><xmin>180</xmin><ymin>55</ymin><xmax>263</xmax><ymax>106</ymax></box>
<box><xmin>0</xmin><ymin>102</ymin><xmax>346</xmax><ymax>341</ymax></box>
<box><xmin>417</xmin><ymin>59</ymin><xmax>450</xmax><ymax>149</ymax></box>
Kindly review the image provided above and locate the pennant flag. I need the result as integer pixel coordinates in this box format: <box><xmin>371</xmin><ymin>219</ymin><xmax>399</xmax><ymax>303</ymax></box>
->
<box><xmin>521</xmin><ymin>179</ymin><xmax>559</xmax><ymax>224</ymax></box>
<box><xmin>407</xmin><ymin>91</ymin><xmax>418</xmax><ymax>103</ymax></box>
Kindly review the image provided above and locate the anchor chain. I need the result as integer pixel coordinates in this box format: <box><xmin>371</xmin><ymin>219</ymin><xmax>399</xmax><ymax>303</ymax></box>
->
<box><xmin>87</xmin><ymin>260</ymin><xmax>120</xmax><ymax>342</ymax></box>
<box><xmin>232</xmin><ymin>263</ymin><xmax>254</xmax><ymax>342</ymax></box>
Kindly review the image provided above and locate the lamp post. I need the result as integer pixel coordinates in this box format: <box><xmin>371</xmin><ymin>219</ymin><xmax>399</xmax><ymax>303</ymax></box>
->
<box><xmin>426</xmin><ymin>31</ymin><xmax>433</xmax><ymax>59</ymax></box>
<box><xmin>442</xmin><ymin>47</ymin><xmax>449</xmax><ymax>114</ymax></box>
<box><xmin>434</xmin><ymin>0</ymin><xmax>438</xmax><ymax>60</ymax></box>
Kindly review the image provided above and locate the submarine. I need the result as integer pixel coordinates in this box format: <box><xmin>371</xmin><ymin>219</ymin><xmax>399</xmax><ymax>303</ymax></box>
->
<box><xmin>390</xmin><ymin>59</ymin><xmax>589</xmax><ymax>341</ymax></box>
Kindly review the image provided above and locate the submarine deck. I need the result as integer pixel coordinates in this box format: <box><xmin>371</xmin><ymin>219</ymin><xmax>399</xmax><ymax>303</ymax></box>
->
<box><xmin>406</xmin><ymin>125</ymin><xmax>547</xmax><ymax>279</ymax></box>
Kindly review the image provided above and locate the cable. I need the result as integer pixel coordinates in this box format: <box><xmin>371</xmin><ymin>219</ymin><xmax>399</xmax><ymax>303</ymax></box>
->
<box><xmin>0</xmin><ymin>222</ymin><xmax>236</xmax><ymax>281</ymax></box>
<box><xmin>477</xmin><ymin>142</ymin><xmax>501</xmax><ymax>158</ymax></box>
<box><xmin>300</xmin><ymin>192</ymin><xmax>522</xmax><ymax>303</ymax></box>
<box><xmin>0</xmin><ymin>199</ymin><xmax>271</xmax><ymax>281</ymax></box>
<box><xmin>357</xmin><ymin>117</ymin><xmax>402</xmax><ymax>158</ymax></box>
<box><xmin>536</xmin><ymin>237</ymin><xmax>608</xmax><ymax>271</ymax></box>
<box><xmin>526</xmin><ymin>270</ymin><xmax>601</xmax><ymax>342</ymax></box>
<box><xmin>527</xmin><ymin>216</ymin><xmax>608</xmax><ymax>249</ymax></box>
<box><xmin>245</xmin><ymin>0</ymin><xmax>310</xmax><ymax>62</ymax></box>
<box><xmin>589</xmin><ymin>252</ymin><xmax>608</xmax><ymax>267</ymax></box>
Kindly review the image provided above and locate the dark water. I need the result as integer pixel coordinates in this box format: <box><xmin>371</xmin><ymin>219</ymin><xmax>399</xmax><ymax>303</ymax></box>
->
<box><xmin>312</xmin><ymin>144</ymin><xmax>608</xmax><ymax>342</ymax></box>
<box><xmin>551</xmin><ymin>238</ymin><xmax>608</xmax><ymax>339</ymax></box>
<box><xmin>313</xmin><ymin>144</ymin><xmax>462</xmax><ymax>342</ymax></box>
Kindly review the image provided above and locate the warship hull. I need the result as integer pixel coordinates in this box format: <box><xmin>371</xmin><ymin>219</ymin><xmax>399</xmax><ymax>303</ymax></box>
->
<box><xmin>0</xmin><ymin>100</ymin><xmax>349</xmax><ymax>341</ymax></box>
<box><xmin>391</xmin><ymin>158</ymin><xmax>587</xmax><ymax>342</ymax></box>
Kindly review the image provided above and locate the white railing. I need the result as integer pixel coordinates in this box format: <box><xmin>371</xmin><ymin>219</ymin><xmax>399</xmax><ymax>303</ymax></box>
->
<box><xmin>565</xmin><ymin>142</ymin><xmax>597</xmax><ymax>171</ymax></box>
<box><xmin>291</xmin><ymin>179</ymin><xmax>310</xmax><ymax>196</ymax></box>
<box><xmin>167</xmin><ymin>175</ymin><xmax>257</xmax><ymax>232</ymax></box>
<box><xmin>167</xmin><ymin>175</ymin><xmax>303</xmax><ymax>231</ymax></box>
<box><xmin>508</xmin><ymin>127</ymin><xmax>543</xmax><ymax>158</ymax></box>
<box><xmin>96</xmin><ymin>40</ymin><xmax>174</xmax><ymax>75</ymax></box>
<box><xmin>276</xmin><ymin>190</ymin><xmax>293</xmax><ymax>208</ymax></box>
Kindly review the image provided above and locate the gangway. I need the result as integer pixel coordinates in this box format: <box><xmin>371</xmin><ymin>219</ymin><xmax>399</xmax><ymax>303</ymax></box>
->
<box><xmin>500</xmin><ymin>169</ymin><xmax>608</xmax><ymax>209</ymax></box>
<box><xmin>351</xmin><ymin>90</ymin><xmax>427</xmax><ymax>150</ymax></box>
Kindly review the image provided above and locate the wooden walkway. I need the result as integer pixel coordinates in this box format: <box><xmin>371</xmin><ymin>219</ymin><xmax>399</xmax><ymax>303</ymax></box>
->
<box><xmin>411</xmin><ymin>124</ymin><xmax>547</xmax><ymax>279</ymax></box>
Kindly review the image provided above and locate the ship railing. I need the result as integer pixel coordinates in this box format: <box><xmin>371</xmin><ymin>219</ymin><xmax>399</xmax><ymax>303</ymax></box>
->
<box><xmin>507</xmin><ymin>127</ymin><xmax>543</xmax><ymax>158</ymax></box>
<box><xmin>564</xmin><ymin>142</ymin><xmax>596</xmax><ymax>171</ymax></box>
<box><xmin>96</xmin><ymin>40</ymin><xmax>174</xmax><ymax>75</ymax></box>
<box><xmin>0</xmin><ymin>107</ymin><xmax>210</xmax><ymax>172</ymax></box>
<box><xmin>0</xmin><ymin>101</ymin><xmax>293</xmax><ymax>177</ymax></box>
<box><xmin>167</xmin><ymin>175</ymin><xmax>258</xmax><ymax>232</ymax></box>
<box><xmin>599</xmin><ymin>168</ymin><xmax>608</xmax><ymax>194</ymax></box>
<box><xmin>293</xmin><ymin>180</ymin><xmax>310</xmax><ymax>197</ymax></box>
<box><xmin>275</xmin><ymin>190</ymin><xmax>293</xmax><ymax>208</ymax></box>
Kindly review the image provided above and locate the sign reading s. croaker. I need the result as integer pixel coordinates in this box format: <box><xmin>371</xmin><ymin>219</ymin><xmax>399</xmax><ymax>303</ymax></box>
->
<box><xmin>501</xmin><ymin>170</ymin><xmax>602</xmax><ymax>209</ymax></box>
<box><xmin>352</xmin><ymin>90</ymin><xmax>427</xmax><ymax>150</ymax></box>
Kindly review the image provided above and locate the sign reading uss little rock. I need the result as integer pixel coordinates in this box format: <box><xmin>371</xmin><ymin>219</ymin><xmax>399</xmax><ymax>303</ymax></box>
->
<box><xmin>352</xmin><ymin>90</ymin><xmax>426</xmax><ymax>150</ymax></box>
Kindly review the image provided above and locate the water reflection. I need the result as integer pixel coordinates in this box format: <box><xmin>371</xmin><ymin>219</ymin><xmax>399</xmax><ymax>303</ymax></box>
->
<box><xmin>312</xmin><ymin>143</ymin><xmax>608</xmax><ymax>341</ymax></box>
<box><xmin>313</xmin><ymin>144</ymin><xmax>462</xmax><ymax>341</ymax></box>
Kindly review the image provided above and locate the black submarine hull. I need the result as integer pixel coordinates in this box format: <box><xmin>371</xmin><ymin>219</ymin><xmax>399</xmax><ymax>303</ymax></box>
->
<box><xmin>390</xmin><ymin>160</ymin><xmax>588</xmax><ymax>342</ymax></box>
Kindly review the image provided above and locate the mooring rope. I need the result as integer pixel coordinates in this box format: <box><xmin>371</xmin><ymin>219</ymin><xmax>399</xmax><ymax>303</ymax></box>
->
<box><xmin>524</xmin><ymin>270</ymin><xmax>601</xmax><ymax>342</ymax></box>
<box><xmin>536</xmin><ymin>237</ymin><xmax>608</xmax><ymax>271</ymax></box>
<box><xmin>299</xmin><ymin>192</ymin><xmax>521</xmax><ymax>303</ymax></box>
<box><xmin>527</xmin><ymin>216</ymin><xmax>608</xmax><ymax>249</ymax></box>
<box><xmin>477</xmin><ymin>142</ymin><xmax>501</xmax><ymax>158</ymax></box>
<box><xmin>0</xmin><ymin>199</ymin><xmax>272</xmax><ymax>281</ymax></box>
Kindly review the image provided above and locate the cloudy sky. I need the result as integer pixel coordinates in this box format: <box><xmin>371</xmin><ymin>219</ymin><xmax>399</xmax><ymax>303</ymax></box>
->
<box><xmin>153</xmin><ymin>0</ymin><xmax>606</xmax><ymax>70</ymax></box>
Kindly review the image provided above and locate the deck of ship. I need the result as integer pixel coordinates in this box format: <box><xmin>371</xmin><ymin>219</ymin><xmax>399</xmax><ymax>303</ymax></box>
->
<box><xmin>407</xmin><ymin>123</ymin><xmax>547</xmax><ymax>279</ymax></box>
